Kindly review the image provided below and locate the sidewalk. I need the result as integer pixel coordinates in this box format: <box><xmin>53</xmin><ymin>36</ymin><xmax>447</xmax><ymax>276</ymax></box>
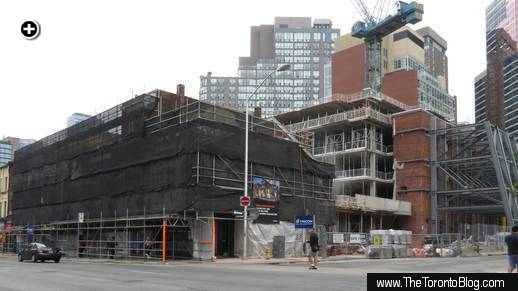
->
<box><xmin>212</xmin><ymin>255</ymin><xmax>366</xmax><ymax>265</ymax></box>
<box><xmin>0</xmin><ymin>252</ymin><xmax>364</xmax><ymax>266</ymax></box>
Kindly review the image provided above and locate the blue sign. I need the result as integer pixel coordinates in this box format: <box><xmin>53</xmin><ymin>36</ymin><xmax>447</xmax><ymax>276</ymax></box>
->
<box><xmin>27</xmin><ymin>224</ymin><xmax>33</xmax><ymax>235</ymax></box>
<box><xmin>295</xmin><ymin>215</ymin><xmax>314</xmax><ymax>229</ymax></box>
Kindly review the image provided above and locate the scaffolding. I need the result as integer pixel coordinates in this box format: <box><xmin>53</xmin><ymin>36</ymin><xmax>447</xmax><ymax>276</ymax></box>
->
<box><xmin>277</xmin><ymin>89</ymin><xmax>411</xmax><ymax>230</ymax></box>
<box><xmin>2</xmin><ymin>209</ymin><xmax>207</xmax><ymax>261</ymax></box>
<box><xmin>144</xmin><ymin>98</ymin><xmax>314</xmax><ymax>154</ymax></box>
<box><xmin>431</xmin><ymin>121</ymin><xmax>518</xmax><ymax>233</ymax></box>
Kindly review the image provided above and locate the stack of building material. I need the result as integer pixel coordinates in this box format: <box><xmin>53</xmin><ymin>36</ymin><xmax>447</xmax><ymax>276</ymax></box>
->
<box><xmin>367</xmin><ymin>230</ymin><xmax>412</xmax><ymax>259</ymax></box>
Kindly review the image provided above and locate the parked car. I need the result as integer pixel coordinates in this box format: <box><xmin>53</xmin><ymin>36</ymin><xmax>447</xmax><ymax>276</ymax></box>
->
<box><xmin>18</xmin><ymin>242</ymin><xmax>62</xmax><ymax>263</ymax></box>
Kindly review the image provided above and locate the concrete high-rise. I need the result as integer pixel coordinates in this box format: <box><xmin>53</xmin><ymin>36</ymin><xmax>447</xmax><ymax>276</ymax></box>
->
<box><xmin>475</xmin><ymin>0</ymin><xmax>518</xmax><ymax>139</ymax></box>
<box><xmin>200</xmin><ymin>17</ymin><xmax>340</xmax><ymax>117</ymax></box>
<box><xmin>417</xmin><ymin>27</ymin><xmax>449</xmax><ymax>91</ymax></box>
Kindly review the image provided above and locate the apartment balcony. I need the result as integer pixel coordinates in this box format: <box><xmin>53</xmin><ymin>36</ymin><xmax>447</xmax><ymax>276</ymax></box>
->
<box><xmin>376</xmin><ymin>171</ymin><xmax>394</xmax><ymax>180</ymax></box>
<box><xmin>313</xmin><ymin>140</ymin><xmax>393</xmax><ymax>156</ymax></box>
<box><xmin>285</xmin><ymin>107</ymin><xmax>390</xmax><ymax>133</ymax></box>
<box><xmin>334</xmin><ymin>168</ymin><xmax>394</xmax><ymax>182</ymax></box>
<box><xmin>335</xmin><ymin>194</ymin><xmax>411</xmax><ymax>216</ymax></box>
<box><xmin>335</xmin><ymin>168</ymin><xmax>370</xmax><ymax>179</ymax></box>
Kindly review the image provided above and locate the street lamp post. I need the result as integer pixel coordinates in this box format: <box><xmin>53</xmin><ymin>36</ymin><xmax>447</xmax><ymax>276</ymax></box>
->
<box><xmin>243</xmin><ymin>64</ymin><xmax>289</xmax><ymax>259</ymax></box>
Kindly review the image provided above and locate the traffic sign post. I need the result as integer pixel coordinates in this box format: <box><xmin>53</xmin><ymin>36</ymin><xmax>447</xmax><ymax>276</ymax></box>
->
<box><xmin>78</xmin><ymin>212</ymin><xmax>84</xmax><ymax>223</ymax></box>
<box><xmin>240</xmin><ymin>195</ymin><xmax>250</xmax><ymax>260</ymax></box>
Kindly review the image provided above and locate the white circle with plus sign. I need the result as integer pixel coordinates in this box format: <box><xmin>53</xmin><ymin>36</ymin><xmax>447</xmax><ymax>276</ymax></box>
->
<box><xmin>21</xmin><ymin>20</ymin><xmax>40</xmax><ymax>40</ymax></box>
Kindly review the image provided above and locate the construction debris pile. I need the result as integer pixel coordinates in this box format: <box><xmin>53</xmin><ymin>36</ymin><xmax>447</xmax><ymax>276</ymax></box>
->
<box><xmin>367</xmin><ymin>230</ymin><xmax>412</xmax><ymax>259</ymax></box>
<box><xmin>327</xmin><ymin>233</ymin><xmax>368</xmax><ymax>256</ymax></box>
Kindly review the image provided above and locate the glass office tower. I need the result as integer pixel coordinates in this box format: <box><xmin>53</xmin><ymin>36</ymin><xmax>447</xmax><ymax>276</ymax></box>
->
<box><xmin>200</xmin><ymin>17</ymin><xmax>339</xmax><ymax>117</ymax></box>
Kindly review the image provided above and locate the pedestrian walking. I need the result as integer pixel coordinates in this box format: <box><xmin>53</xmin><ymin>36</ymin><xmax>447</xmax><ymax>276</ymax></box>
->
<box><xmin>107</xmin><ymin>236</ymin><xmax>117</xmax><ymax>259</ymax></box>
<box><xmin>78</xmin><ymin>235</ymin><xmax>86</xmax><ymax>258</ymax></box>
<box><xmin>504</xmin><ymin>225</ymin><xmax>518</xmax><ymax>273</ymax></box>
<box><xmin>144</xmin><ymin>236</ymin><xmax>152</xmax><ymax>259</ymax></box>
<box><xmin>307</xmin><ymin>229</ymin><xmax>319</xmax><ymax>270</ymax></box>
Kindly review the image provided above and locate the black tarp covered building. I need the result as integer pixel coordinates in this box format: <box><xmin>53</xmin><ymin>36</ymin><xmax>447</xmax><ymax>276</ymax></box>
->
<box><xmin>11</xmin><ymin>89</ymin><xmax>335</xmax><ymax>227</ymax></box>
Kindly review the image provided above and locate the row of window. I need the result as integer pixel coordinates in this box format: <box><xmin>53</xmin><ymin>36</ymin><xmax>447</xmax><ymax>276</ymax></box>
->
<box><xmin>274</xmin><ymin>32</ymin><xmax>338</xmax><ymax>43</ymax></box>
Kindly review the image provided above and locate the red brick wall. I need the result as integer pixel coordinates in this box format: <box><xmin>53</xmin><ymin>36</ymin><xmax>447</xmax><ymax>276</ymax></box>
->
<box><xmin>397</xmin><ymin>191</ymin><xmax>431</xmax><ymax>234</ymax></box>
<box><xmin>332</xmin><ymin>44</ymin><xmax>365</xmax><ymax>95</ymax></box>
<box><xmin>393</xmin><ymin>111</ymin><xmax>432</xmax><ymax>234</ymax></box>
<box><xmin>381</xmin><ymin>70</ymin><xmax>419</xmax><ymax>107</ymax></box>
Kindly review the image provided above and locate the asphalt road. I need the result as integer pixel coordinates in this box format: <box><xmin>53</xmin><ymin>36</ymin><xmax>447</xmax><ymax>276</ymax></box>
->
<box><xmin>0</xmin><ymin>255</ymin><xmax>509</xmax><ymax>291</ymax></box>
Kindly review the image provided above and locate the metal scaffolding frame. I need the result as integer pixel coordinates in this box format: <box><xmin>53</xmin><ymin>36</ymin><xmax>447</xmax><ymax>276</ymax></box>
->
<box><xmin>193</xmin><ymin>152</ymin><xmax>334</xmax><ymax>201</ymax></box>
<box><xmin>3</xmin><ymin>210</ymin><xmax>197</xmax><ymax>261</ymax></box>
<box><xmin>431</xmin><ymin>121</ymin><xmax>518</xmax><ymax>233</ymax></box>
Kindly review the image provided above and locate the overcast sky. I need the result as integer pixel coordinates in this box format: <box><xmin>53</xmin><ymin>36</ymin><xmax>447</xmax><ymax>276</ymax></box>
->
<box><xmin>0</xmin><ymin>0</ymin><xmax>492</xmax><ymax>140</ymax></box>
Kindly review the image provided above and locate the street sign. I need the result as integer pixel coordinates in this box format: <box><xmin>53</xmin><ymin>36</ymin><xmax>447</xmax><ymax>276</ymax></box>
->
<box><xmin>332</xmin><ymin>233</ymin><xmax>344</xmax><ymax>244</ymax></box>
<box><xmin>27</xmin><ymin>225</ymin><xmax>33</xmax><ymax>236</ymax></box>
<box><xmin>294</xmin><ymin>215</ymin><xmax>314</xmax><ymax>229</ymax></box>
<box><xmin>349</xmin><ymin>233</ymin><xmax>362</xmax><ymax>244</ymax></box>
<box><xmin>240</xmin><ymin>196</ymin><xmax>251</xmax><ymax>207</ymax></box>
<box><xmin>373</xmin><ymin>235</ymin><xmax>382</xmax><ymax>246</ymax></box>
<box><xmin>78</xmin><ymin>212</ymin><xmax>84</xmax><ymax>223</ymax></box>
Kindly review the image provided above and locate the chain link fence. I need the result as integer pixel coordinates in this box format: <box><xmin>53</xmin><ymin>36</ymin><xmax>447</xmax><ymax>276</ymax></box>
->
<box><xmin>325</xmin><ymin>230</ymin><xmax>510</xmax><ymax>259</ymax></box>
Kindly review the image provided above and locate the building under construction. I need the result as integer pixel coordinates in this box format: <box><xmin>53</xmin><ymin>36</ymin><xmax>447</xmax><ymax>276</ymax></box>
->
<box><xmin>277</xmin><ymin>89</ymin><xmax>412</xmax><ymax>233</ymax></box>
<box><xmin>277</xmin><ymin>88</ymin><xmax>518</xmax><ymax>236</ymax></box>
<box><xmin>9</xmin><ymin>86</ymin><xmax>335</xmax><ymax>260</ymax></box>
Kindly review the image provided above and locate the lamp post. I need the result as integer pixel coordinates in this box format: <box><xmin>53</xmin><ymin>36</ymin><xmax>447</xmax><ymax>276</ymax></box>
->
<box><xmin>243</xmin><ymin>64</ymin><xmax>289</xmax><ymax>259</ymax></box>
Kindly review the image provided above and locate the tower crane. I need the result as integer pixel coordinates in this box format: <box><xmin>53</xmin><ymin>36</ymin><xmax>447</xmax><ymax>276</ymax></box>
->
<box><xmin>351</xmin><ymin>0</ymin><xmax>424</xmax><ymax>92</ymax></box>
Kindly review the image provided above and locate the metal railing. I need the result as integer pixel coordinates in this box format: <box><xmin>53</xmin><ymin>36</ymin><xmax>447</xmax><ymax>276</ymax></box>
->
<box><xmin>335</xmin><ymin>168</ymin><xmax>369</xmax><ymax>179</ymax></box>
<box><xmin>313</xmin><ymin>141</ymin><xmax>393</xmax><ymax>156</ymax></box>
<box><xmin>334</xmin><ymin>169</ymin><xmax>394</xmax><ymax>180</ymax></box>
<box><xmin>285</xmin><ymin>107</ymin><xmax>390</xmax><ymax>133</ymax></box>
<box><xmin>313</xmin><ymin>140</ymin><xmax>367</xmax><ymax>155</ymax></box>
<box><xmin>307</xmin><ymin>89</ymin><xmax>413</xmax><ymax>111</ymax></box>
<box><xmin>376</xmin><ymin>171</ymin><xmax>394</xmax><ymax>180</ymax></box>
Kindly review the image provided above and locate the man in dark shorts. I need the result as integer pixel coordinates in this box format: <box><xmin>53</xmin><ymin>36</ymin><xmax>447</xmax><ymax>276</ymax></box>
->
<box><xmin>505</xmin><ymin>225</ymin><xmax>518</xmax><ymax>273</ymax></box>
<box><xmin>307</xmin><ymin>230</ymin><xmax>319</xmax><ymax>270</ymax></box>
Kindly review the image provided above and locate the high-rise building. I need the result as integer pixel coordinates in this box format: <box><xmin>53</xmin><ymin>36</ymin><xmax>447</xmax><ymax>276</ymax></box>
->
<box><xmin>0</xmin><ymin>137</ymin><xmax>35</xmax><ymax>166</ymax></box>
<box><xmin>0</xmin><ymin>141</ymin><xmax>12</xmax><ymax>166</ymax></box>
<box><xmin>475</xmin><ymin>71</ymin><xmax>488</xmax><ymax>124</ymax></box>
<box><xmin>200</xmin><ymin>17</ymin><xmax>340</xmax><ymax>117</ymax></box>
<box><xmin>504</xmin><ymin>54</ymin><xmax>518</xmax><ymax>138</ymax></box>
<box><xmin>67</xmin><ymin>112</ymin><xmax>92</xmax><ymax>127</ymax></box>
<box><xmin>333</xmin><ymin>26</ymin><xmax>455</xmax><ymax>121</ymax></box>
<box><xmin>417</xmin><ymin>27</ymin><xmax>449</xmax><ymax>91</ymax></box>
<box><xmin>475</xmin><ymin>0</ymin><xmax>518</xmax><ymax>137</ymax></box>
